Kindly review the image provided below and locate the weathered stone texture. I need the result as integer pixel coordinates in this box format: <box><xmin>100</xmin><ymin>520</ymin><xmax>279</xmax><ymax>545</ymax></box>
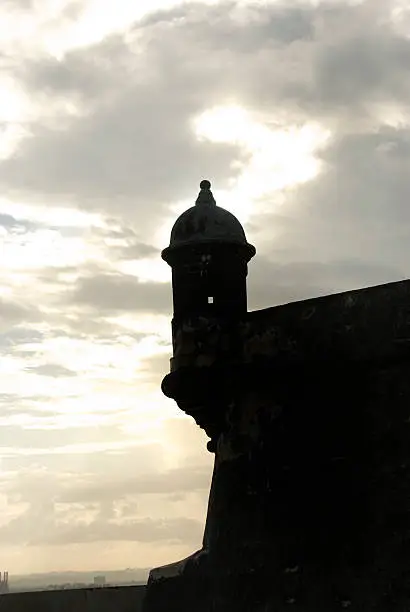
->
<box><xmin>145</xmin><ymin>280</ymin><xmax>410</xmax><ymax>611</ymax></box>
<box><xmin>241</xmin><ymin>279</ymin><xmax>410</xmax><ymax>365</ymax></box>
<box><xmin>0</xmin><ymin>585</ymin><xmax>146</xmax><ymax>612</ymax></box>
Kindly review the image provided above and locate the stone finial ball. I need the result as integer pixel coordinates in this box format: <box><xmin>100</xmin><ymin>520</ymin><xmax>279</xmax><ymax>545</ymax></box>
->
<box><xmin>200</xmin><ymin>179</ymin><xmax>211</xmax><ymax>190</ymax></box>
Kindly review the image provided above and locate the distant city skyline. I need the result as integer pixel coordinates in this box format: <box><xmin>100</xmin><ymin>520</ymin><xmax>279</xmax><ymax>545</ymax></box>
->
<box><xmin>0</xmin><ymin>571</ymin><xmax>9</xmax><ymax>594</ymax></box>
<box><xmin>4</xmin><ymin>568</ymin><xmax>149</xmax><ymax>592</ymax></box>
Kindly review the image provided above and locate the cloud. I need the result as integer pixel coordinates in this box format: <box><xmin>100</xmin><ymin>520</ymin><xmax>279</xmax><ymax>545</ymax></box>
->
<box><xmin>0</xmin><ymin>0</ymin><xmax>408</xmax><ymax>268</ymax></box>
<box><xmin>313</xmin><ymin>6</ymin><xmax>410</xmax><ymax>113</ymax></box>
<box><xmin>0</xmin><ymin>25</ymin><xmax>246</xmax><ymax>229</ymax></box>
<box><xmin>115</xmin><ymin>241</ymin><xmax>159</xmax><ymax>260</ymax></box>
<box><xmin>91</xmin><ymin>224</ymin><xmax>160</xmax><ymax>260</ymax></box>
<box><xmin>70</xmin><ymin>272</ymin><xmax>171</xmax><ymax>313</ymax></box>
<box><xmin>42</xmin><ymin>516</ymin><xmax>203</xmax><ymax>546</ymax></box>
<box><xmin>0</xmin><ymin>442</ymin><xmax>211</xmax><ymax>547</ymax></box>
<box><xmin>0</xmin><ymin>213</ymin><xmax>19</xmax><ymax>228</ymax></box>
<box><xmin>0</xmin><ymin>393</ymin><xmax>56</xmax><ymax>420</ymax></box>
<box><xmin>1</xmin><ymin>440</ymin><xmax>169</xmax><ymax>474</ymax></box>
<box><xmin>24</xmin><ymin>363</ymin><xmax>76</xmax><ymax>377</ymax></box>
<box><xmin>3</xmin><ymin>0</ymin><xmax>38</xmax><ymax>10</ymax></box>
<box><xmin>58</xmin><ymin>465</ymin><xmax>211</xmax><ymax>505</ymax></box>
<box><xmin>0</xmin><ymin>299</ymin><xmax>39</xmax><ymax>325</ymax></box>
<box><xmin>247</xmin><ymin>255</ymin><xmax>405</xmax><ymax>311</ymax></box>
<box><xmin>0</xmin><ymin>410</ymin><xmax>212</xmax><ymax>555</ymax></box>
<box><xmin>138</xmin><ymin>352</ymin><xmax>170</xmax><ymax>384</ymax></box>
<box><xmin>0</xmin><ymin>326</ymin><xmax>44</xmax><ymax>348</ymax></box>
<box><xmin>0</xmin><ymin>423</ymin><xmax>126</xmax><ymax>451</ymax></box>
<box><xmin>0</xmin><ymin>213</ymin><xmax>40</xmax><ymax>234</ymax></box>
<box><xmin>0</xmin><ymin>506</ymin><xmax>203</xmax><ymax>546</ymax></box>
<box><xmin>246</xmin><ymin>126</ymin><xmax>410</xmax><ymax>289</ymax></box>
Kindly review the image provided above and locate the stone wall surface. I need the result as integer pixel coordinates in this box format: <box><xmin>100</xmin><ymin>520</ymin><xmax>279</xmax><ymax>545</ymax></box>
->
<box><xmin>241</xmin><ymin>279</ymin><xmax>410</xmax><ymax>364</ymax></box>
<box><xmin>0</xmin><ymin>585</ymin><xmax>146</xmax><ymax>612</ymax></box>
<box><xmin>145</xmin><ymin>279</ymin><xmax>410</xmax><ymax>611</ymax></box>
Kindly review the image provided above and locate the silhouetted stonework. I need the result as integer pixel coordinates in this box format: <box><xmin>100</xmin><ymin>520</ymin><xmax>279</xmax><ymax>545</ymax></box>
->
<box><xmin>144</xmin><ymin>279</ymin><xmax>410</xmax><ymax>611</ymax></box>
<box><xmin>1</xmin><ymin>585</ymin><xmax>146</xmax><ymax>612</ymax></box>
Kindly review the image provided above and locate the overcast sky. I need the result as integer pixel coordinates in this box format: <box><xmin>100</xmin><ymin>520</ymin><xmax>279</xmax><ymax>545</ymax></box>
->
<box><xmin>0</xmin><ymin>0</ymin><xmax>409</xmax><ymax>576</ymax></box>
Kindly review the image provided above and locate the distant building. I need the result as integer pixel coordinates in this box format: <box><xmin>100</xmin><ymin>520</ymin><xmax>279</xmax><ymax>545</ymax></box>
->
<box><xmin>0</xmin><ymin>571</ymin><xmax>9</xmax><ymax>594</ymax></box>
<box><xmin>93</xmin><ymin>575</ymin><xmax>106</xmax><ymax>588</ymax></box>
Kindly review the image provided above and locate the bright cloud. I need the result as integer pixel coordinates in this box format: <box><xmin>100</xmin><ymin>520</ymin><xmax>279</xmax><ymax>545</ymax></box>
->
<box><xmin>194</xmin><ymin>104</ymin><xmax>330</xmax><ymax>221</ymax></box>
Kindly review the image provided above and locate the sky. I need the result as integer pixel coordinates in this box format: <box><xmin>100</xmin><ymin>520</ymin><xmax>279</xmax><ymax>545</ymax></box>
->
<box><xmin>0</xmin><ymin>0</ymin><xmax>410</xmax><ymax>576</ymax></box>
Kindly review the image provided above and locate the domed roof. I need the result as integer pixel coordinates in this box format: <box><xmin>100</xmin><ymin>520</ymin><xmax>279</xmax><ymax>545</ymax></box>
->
<box><xmin>167</xmin><ymin>180</ymin><xmax>249</xmax><ymax>249</ymax></box>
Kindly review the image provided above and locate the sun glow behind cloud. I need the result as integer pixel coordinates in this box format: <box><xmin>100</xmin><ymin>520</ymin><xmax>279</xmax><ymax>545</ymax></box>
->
<box><xmin>192</xmin><ymin>105</ymin><xmax>330</xmax><ymax>222</ymax></box>
<box><xmin>118</xmin><ymin>258</ymin><xmax>171</xmax><ymax>284</ymax></box>
<box><xmin>154</xmin><ymin>105</ymin><xmax>330</xmax><ymax>280</ymax></box>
